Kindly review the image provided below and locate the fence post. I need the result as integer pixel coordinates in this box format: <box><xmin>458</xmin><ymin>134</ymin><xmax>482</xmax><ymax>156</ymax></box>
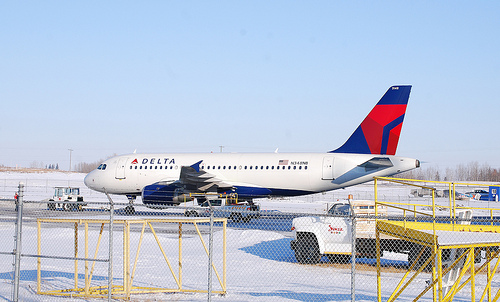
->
<box><xmin>207</xmin><ymin>201</ymin><xmax>214</xmax><ymax>302</ymax></box>
<box><xmin>350</xmin><ymin>211</ymin><xmax>356</xmax><ymax>302</ymax></box>
<box><xmin>13</xmin><ymin>182</ymin><xmax>24</xmax><ymax>302</ymax></box>
<box><xmin>105</xmin><ymin>192</ymin><xmax>114</xmax><ymax>302</ymax></box>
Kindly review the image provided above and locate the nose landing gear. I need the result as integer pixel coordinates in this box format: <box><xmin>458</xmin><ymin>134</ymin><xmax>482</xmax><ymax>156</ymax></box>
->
<box><xmin>125</xmin><ymin>195</ymin><xmax>136</xmax><ymax>215</ymax></box>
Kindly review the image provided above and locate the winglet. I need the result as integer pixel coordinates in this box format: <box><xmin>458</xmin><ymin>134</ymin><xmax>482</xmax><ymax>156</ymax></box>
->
<box><xmin>330</xmin><ymin>85</ymin><xmax>411</xmax><ymax>155</ymax></box>
<box><xmin>190</xmin><ymin>160</ymin><xmax>203</xmax><ymax>173</ymax></box>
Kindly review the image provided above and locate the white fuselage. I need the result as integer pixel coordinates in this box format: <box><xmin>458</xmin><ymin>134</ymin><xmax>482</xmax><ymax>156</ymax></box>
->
<box><xmin>84</xmin><ymin>152</ymin><xmax>419</xmax><ymax>198</ymax></box>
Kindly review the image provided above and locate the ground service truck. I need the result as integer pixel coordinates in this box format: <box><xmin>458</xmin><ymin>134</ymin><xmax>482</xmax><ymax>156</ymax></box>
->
<box><xmin>47</xmin><ymin>187</ymin><xmax>86</xmax><ymax>211</ymax></box>
<box><xmin>184</xmin><ymin>194</ymin><xmax>260</xmax><ymax>223</ymax></box>
<box><xmin>291</xmin><ymin>200</ymin><xmax>415</xmax><ymax>264</ymax></box>
<box><xmin>290</xmin><ymin>200</ymin><xmax>476</xmax><ymax>269</ymax></box>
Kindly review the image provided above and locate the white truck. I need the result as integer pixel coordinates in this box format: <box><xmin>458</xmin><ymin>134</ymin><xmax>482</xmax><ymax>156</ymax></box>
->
<box><xmin>47</xmin><ymin>187</ymin><xmax>87</xmax><ymax>211</ymax></box>
<box><xmin>290</xmin><ymin>200</ymin><xmax>478</xmax><ymax>268</ymax></box>
<box><xmin>184</xmin><ymin>195</ymin><xmax>260</xmax><ymax>223</ymax></box>
<box><xmin>290</xmin><ymin>200</ymin><xmax>413</xmax><ymax>264</ymax></box>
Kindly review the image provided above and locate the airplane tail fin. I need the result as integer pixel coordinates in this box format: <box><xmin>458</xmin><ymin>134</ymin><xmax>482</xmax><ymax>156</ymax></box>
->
<box><xmin>330</xmin><ymin>85</ymin><xmax>412</xmax><ymax>155</ymax></box>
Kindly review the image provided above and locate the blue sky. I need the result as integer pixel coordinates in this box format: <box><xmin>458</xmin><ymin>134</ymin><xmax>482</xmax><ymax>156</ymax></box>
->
<box><xmin>1</xmin><ymin>1</ymin><xmax>499</xmax><ymax>170</ymax></box>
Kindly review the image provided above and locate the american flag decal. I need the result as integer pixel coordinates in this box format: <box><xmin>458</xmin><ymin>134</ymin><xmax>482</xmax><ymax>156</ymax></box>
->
<box><xmin>279</xmin><ymin>160</ymin><xmax>289</xmax><ymax>165</ymax></box>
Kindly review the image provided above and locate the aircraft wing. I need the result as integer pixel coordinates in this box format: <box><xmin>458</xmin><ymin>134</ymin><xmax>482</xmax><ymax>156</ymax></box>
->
<box><xmin>141</xmin><ymin>160</ymin><xmax>235</xmax><ymax>205</ymax></box>
<box><xmin>178</xmin><ymin>160</ymin><xmax>233</xmax><ymax>192</ymax></box>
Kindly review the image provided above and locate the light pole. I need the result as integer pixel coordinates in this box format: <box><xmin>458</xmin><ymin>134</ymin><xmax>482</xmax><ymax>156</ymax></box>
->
<box><xmin>68</xmin><ymin>149</ymin><xmax>73</xmax><ymax>172</ymax></box>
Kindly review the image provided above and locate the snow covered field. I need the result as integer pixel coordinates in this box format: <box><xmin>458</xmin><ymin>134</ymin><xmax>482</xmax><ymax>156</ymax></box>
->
<box><xmin>1</xmin><ymin>171</ymin><xmax>499</xmax><ymax>301</ymax></box>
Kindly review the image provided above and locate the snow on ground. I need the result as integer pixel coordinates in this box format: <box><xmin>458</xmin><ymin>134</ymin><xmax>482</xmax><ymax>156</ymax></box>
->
<box><xmin>0</xmin><ymin>171</ymin><xmax>499</xmax><ymax>301</ymax></box>
<box><xmin>0</xmin><ymin>221</ymin><xmax>427</xmax><ymax>302</ymax></box>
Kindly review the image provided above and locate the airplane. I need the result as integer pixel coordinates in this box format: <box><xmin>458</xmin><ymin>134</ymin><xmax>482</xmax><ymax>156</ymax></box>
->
<box><xmin>84</xmin><ymin>85</ymin><xmax>420</xmax><ymax>213</ymax></box>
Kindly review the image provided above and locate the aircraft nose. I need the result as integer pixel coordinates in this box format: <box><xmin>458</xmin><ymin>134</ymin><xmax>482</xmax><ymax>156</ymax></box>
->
<box><xmin>84</xmin><ymin>170</ymin><xmax>96</xmax><ymax>190</ymax></box>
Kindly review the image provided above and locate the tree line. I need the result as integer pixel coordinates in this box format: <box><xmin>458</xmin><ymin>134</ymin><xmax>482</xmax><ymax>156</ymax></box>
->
<box><xmin>400</xmin><ymin>161</ymin><xmax>500</xmax><ymax>182</ymax></box>
<box><xmin>74</xmin><ymin>154</ymin><xmax>116</xmax><ymax>173</ymax></box>
<box><xmin>74</xmin><ymin>161</ymin><xmax>101</xmax><ymax>173</ymax></box>
<box><xmin>29</xmin><ymin>161</ymin><xmax>59</xmax><ymax>170</ymax></box>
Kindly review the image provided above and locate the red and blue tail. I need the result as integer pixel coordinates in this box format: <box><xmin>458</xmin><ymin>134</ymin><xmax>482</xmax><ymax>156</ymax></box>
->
<box><xmin>330</xmin><ymin>85</ymin><xmax>412</xmax><ymax>155</ymax></box>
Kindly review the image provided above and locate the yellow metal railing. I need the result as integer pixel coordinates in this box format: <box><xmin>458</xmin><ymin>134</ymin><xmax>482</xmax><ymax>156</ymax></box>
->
<box><xmin>374</xmin><ymin>177</ymin><xmax>500</xmax><ymax>302</ymax></box>
<box><xmin>188</xmin><ymin>192</ymin><xmax>240</xmax><ymax>204</ymax></box>
<box><xmin>36</xmin><ymin>217</ymin><xmax>227</xmax><ymax>299</ymax></box>
<box><xmin>374</xmin><ymin>177</ymin><xmax>498</xmax><ymax>225</ymax></box>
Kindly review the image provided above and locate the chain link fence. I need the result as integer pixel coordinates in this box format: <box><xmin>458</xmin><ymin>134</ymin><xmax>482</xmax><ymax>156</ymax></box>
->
<box><xmin>1</xmin><ymin>176</ymin><xmax>500</xmax><ymax>301</ymax></box>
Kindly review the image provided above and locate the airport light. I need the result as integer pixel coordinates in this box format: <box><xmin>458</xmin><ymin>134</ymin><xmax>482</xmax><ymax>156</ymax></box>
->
<box><xmin>68</xmin><ymin>149</ymin><xmax>73</xmax><ymax>172</ymax></box>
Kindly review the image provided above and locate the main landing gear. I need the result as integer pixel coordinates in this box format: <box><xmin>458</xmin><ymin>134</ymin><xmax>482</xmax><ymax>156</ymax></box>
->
<box><xmin>125</xmin><ymin>195</ymin><xmax>136</xmax><ymax>215</ymax></box>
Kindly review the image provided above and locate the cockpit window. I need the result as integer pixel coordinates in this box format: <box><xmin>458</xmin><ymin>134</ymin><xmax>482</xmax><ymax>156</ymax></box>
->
<box><xmin>55</xmin><ymin>188</ymin><xmax>63</xmax><ymax>197</ymax></box>
<box><xmin>97</xmin><ymin>164</ymin><xmax>107</xmax><ymax>170</ymax></box>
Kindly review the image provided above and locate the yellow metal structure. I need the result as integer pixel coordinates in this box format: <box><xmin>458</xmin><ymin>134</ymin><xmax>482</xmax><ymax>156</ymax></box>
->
<box><xmin>374</xmin><ymin>177</ymin><xmax>500</xmax><ymax>302</ymax></box>
<box><xmin>179</xmin><ymin>192</ymin><xmax>239</xmax><ymax>204</ymax></box>
<box><xmin>36</xmin><ymin>217</ymin><xmax>227</xmax><ymax>299</ymax></box>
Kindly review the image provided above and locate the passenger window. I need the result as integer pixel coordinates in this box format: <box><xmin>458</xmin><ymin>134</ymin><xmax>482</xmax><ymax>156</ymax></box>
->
<box><xmin>288</xmin><ymin>166</ymin><xmax>291</xmax><ymax>170</ymax></box>
<box><xmin>294</xmin><ymin>166</ymin><xmax>297</xmax><ymax>170</ymax></box>
<box><xmin>245</xmin><ymin>166</ymin><xmax>248</xmax><ymax>169</ymax></box>
<box><xmin>261</xmin><ymin>166</ymin><xmax>264</xmax><ymax>169</ymax></box>
<box><xmin>135</xmin><ymin>166</ymin><xmax>138</xmax><ymax>169</ymax></box>
<box><xmin>266</xmin><ymin>166</ymin><xmax>269</xmax><ymax>170</ymax></box>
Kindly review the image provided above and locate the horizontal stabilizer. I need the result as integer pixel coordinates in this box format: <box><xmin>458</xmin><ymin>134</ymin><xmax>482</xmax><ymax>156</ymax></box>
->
<box><xmin>332</xmin><ymin>157</ymin><xmax>395</xmax><ymax>185</ymax></box>
<box><xmin>358</xmin><ymin>157</ymin><xmax>393</xmax><ymax>171</ymax></box>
